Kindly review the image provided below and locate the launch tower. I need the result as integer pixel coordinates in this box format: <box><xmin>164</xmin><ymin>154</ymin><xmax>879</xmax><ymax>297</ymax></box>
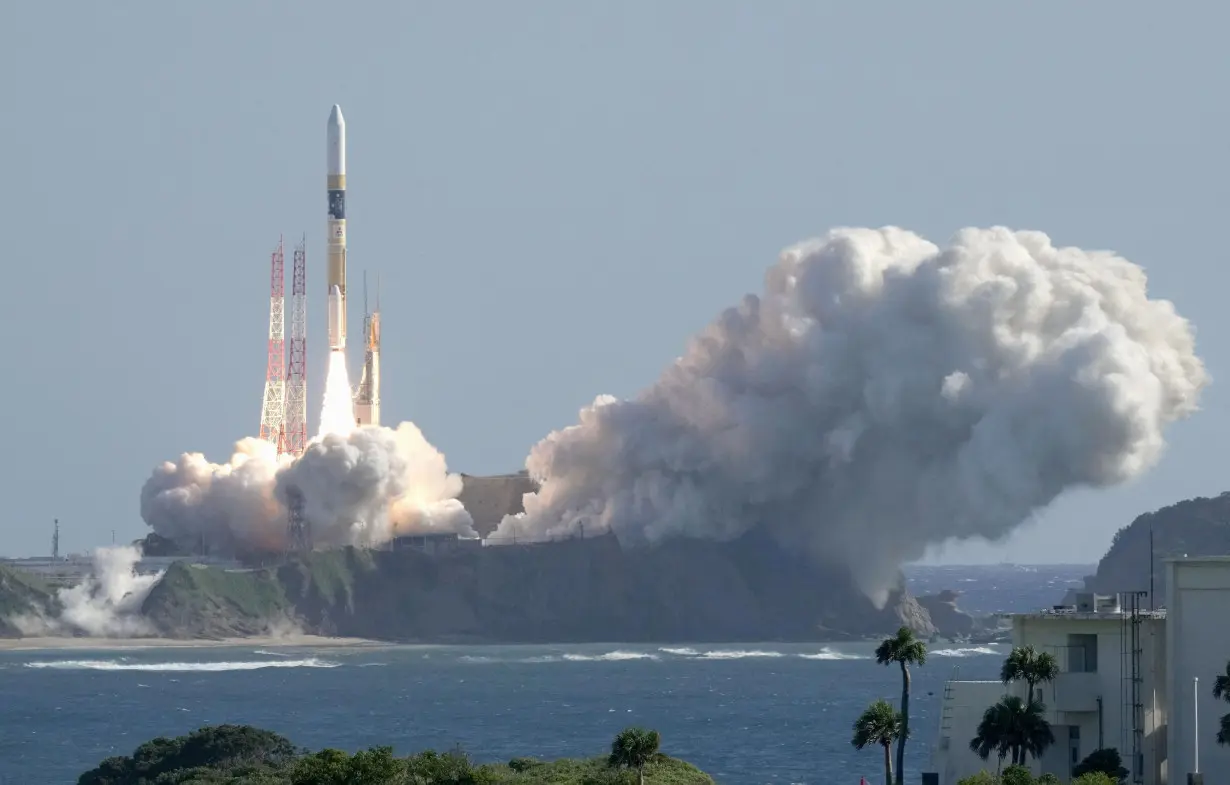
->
<box><xmin>259</xmin><ymin>238</ymin><xmax>286</xmax><ymax>448</ymax></box>
<box><xmin>283</xmin><ymin>238</ymin><xmax>308</xmax><ymax>456</ymax></box>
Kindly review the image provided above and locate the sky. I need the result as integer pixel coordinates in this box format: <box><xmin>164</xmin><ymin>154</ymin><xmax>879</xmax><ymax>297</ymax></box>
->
<box><xmin>1</xmin><ymin>2</ymin><xmax>1227</xmax><ymax>562</ymax></box>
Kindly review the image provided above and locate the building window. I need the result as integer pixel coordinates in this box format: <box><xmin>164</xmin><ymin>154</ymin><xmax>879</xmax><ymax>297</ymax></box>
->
<box><xmin>1067</xmin><ymin>634</ymin><xmax>1098</xmax><ymax>672</ymax></box>
<box><xmin>1069</xmin><ymin>725</ymin><xmax>1080</xmax><ymax>773</ymax></box>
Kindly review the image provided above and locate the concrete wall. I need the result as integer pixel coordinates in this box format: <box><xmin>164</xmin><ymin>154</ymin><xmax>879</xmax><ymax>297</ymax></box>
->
<box><xmin>929</xmin><ymin>680</ymin><xmax>1006</xmax><ymax>783</ymax></box>
<box><xmin>457</xmin><ymin>472</ymin><xmax>537</xmax><ymax>538</ymax></box>
<box><xmin>1166</xmin><ymin>558</ymin><xmax>1230</xmax><ymax>783</ymax></box>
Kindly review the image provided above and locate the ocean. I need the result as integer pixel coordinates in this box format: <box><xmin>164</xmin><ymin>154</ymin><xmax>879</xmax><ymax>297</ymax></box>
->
<box><xmin>0</xmin><ymin>564</ymin><xmax>1091</xmax><ymax>785</ymax></box>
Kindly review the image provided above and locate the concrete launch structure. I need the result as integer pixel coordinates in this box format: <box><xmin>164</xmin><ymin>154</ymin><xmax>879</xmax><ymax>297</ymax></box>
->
<box><xmin>326</xmin><ymin>105</ymin><xmax>347</xmax><ymax>352</ymax></box>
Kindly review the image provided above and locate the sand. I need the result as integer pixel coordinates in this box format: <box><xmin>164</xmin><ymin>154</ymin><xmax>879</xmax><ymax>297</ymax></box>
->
<box><xmin>0</xmin><ymin>634</ymin><xmax>383</xmax><ymax>652</ymax></box>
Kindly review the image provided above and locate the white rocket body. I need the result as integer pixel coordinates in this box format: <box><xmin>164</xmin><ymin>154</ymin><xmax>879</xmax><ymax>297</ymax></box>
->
<box><xmin>326</xmin><ymin>105</ymin><xmax>347</xmax><ymax>351</ymax></box>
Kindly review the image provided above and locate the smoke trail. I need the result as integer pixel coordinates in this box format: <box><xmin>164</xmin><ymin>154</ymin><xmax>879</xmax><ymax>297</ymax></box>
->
<box><xmin>490</xmin><ymin>227</ymin><xmax>1207</xmax><ymax>603</ymax></box>
<box><xmin>12</xmin><ymin>546</ymin><xmax>162</xmax><ymax>637</ymax></box>
<box><xmin>319</xmin><ymin>350</ymin><xmax>356</xmax><ymax>439</ymax></box>
<box><xmin>140</xmin><ymin>423</ymin><xmax>473</xmax><ymax>557</ymax></box>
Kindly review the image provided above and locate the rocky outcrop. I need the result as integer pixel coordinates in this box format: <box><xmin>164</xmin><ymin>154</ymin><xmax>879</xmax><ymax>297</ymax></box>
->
<box><xmin>916</xmin><ymin>590</ymin><xmax>977</xmax><ymax>638</ymax></box>
<box><xmin>138</xmin><ymin>532</ymin><xmax>936</xmax><ymax>642</ymax></box>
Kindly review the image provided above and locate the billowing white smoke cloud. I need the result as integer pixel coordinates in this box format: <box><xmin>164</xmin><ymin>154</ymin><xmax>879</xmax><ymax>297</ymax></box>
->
<box><xmin>491</xmin><ymin>227</ymin><xmax>1208</xmax><ymax>603</ymax></box>
<box><xmin>140</xmin><ymin>422</ymin><xmax>473</xmax><ymax>556</ymax></box>
<box><xmin>14</xmin><ymin>546</ymin><xmax>161</xmax><ymax>637</ymax></box>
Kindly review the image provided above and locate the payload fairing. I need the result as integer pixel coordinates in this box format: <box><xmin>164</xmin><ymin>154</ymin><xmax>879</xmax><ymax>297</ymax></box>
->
<box><xmin>327</xmin><ymin>105</ymin><xmax>347</xmax><ymax>351</ymax></box>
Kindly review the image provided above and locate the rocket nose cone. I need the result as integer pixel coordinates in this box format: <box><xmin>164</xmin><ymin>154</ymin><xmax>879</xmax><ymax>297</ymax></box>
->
<box><xmin>329</xmin><ymin>104</ymin><xmax>344</xmax><ymax>127</ymax></box>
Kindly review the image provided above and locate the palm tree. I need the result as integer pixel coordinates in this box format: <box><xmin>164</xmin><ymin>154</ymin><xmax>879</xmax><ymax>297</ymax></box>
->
<box><xmin>969</xmin><ymin>695</ymin><xmax>1055</xmax><ymax>766</ymax></box>
<box><xmin>1212</xmin><ymin>660</ymin><xmax>1230</xmax><ymax>745</ymax></box>
<box><xmin>851</xmin><ymin>699</ymin><xmax>906</xmax><ymax>785</ymax></box>
<box><xmin>1001</xmin><ymin>645</ymin><xmax>1061</xmax><ymax>703</ymax></box>
<box><xmin>876</xmin><ymin>625</ymin><xmax>927</xmax><ymax>785</ymax></box>
<box><xmin>608</xmin><ymin>727</ymin><xmax>660</xmax><ymax>785</ymax></box>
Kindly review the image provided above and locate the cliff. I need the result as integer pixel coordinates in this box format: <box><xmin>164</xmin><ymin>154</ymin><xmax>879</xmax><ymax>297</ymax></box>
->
<box><xmin>0</xmin><ymin>564</ymin><xmax>58</xmax><ymax>636</ymax></box>
<box><xmin>139</xmin><ymin>532</ymin><xmax>939</xmax><ymax>642</ymax></box>
<box><xmin>1090</xmin><ymin>491</ymin><xmax>1230</xmax><ymax>601</ymax></box>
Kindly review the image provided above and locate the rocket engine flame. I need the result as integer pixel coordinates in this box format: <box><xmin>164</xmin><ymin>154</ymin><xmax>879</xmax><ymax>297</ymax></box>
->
<box><xmin>317</xmin><ymin>350</ymin><xmax>355</xmax><ymax>440</ymax></box>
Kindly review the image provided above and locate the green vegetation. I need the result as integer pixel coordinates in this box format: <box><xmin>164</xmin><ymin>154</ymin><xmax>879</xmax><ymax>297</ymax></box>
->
<box><xmin>874</xmin><ymin>625</ymin><xmax>927</xmax><ymax>785</ymax></box>
<box><xmin>1093</xmin><ymin>491</ymin><xmax>1230</xmax><ymax>601</ymax></box>
<box><xmin>850</xmin><ymin>698</ymin><xmax>905</xmax><ymax>785</ymax></box>
<box><xmin>140</xmin><ymin>563</ymin><xmax>292</xmax><ymax>637</ymax></box>
<box><xmin>1071</xmin><ymin>748</ymin><xmax>1128</xmax><ymax>781</ymax></box>
<box><xmin>279</xmin><ymin>548</ymin><xmax>376</xmax><ymax>611</ymax></box>
<box><xmin>969</xmin><ymin>695</ymin><xmax>1054</xmax><ymax>767</ymax></box>
<box><xmin>76</xmin><ymin>724</ymin><xmax>713</xmax><ymax>785</ymax></box>
<box><xmin>1214</xmin><ymin>659</ymin><xmax>1230</xmax><ymax>746</ymax></box>
<box><xmin>606</xmin><ymin>728</ymin><xmax>661</xmax><ymax>785</ymax></box>
<box><xmin>999</xmin><ymin>646</ymin><xmax>1059</xmax><ymax>704</ymax></box>
<box><xmin>956</xmin><ymin>766</ymin><xmax>1117</xmax><ymax>785</ymax></box>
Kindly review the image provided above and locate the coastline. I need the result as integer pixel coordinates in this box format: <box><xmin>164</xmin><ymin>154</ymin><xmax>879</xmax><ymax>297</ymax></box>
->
<box><xmin>0</xmin><ymin>634</ymin><xmax>382</xmax><ymax>652</ymax></box>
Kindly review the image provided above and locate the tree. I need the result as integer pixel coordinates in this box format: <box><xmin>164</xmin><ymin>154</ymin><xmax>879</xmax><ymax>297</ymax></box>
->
<box><xmin>1212</xmin><ymin>659</ymin><xmax>1230</xmax><ymax>745</ymax></box>
<box><xmin>1072</xmin><ymin>774</ymin><xmax>1119</xmax><ymax>785</ymax></box>
<box><xmin>1001</xmin><ymin>765</ymin><xmax>1034</xmax><ymax>785</ymax></box>
<box><xmin>969</xmin><ymin>696</ymin><xmax>1055</xmax><ymax>767</ymax></box>
<box><xmin>78</xmin><ymin>725</ymin><xmax>298</xmax><ymax>785</ymax></box>
<box><xmin>1000</xmin><ymin>646</ymin><xmax>1060</xmax><ymax>704</ymax></box>
<box><xmin>851</xmin><ymin>699</ymin><xmax>905</xmax><ymax>785</ymax></box>
<box><xmin>875</xmin><ymin>625</ymin><xmax>927</xmax><ymax>785</ymax></box>
<box><xmin>1073</xmin><ymin>747</ymin><xmax>1129</xmax><ymax>781</ymax></box>
<box><xmin>608</xmin><ymin>727</ymin><xmax>661</xmax><ymax>785</ymax></box>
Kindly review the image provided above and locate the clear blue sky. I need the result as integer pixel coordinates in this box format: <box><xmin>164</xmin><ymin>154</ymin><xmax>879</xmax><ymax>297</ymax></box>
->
<box><xmin>2</xmin><ymin>2</ymin><xmax>1226</xmax><ymax>562</ymax></box>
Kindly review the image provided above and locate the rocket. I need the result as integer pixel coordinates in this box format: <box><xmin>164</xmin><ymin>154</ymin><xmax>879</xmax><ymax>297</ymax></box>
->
<box><xmin>326</xmin><ymin>105</ymin><xmax>347</xmax><ymax>351</ymax></box>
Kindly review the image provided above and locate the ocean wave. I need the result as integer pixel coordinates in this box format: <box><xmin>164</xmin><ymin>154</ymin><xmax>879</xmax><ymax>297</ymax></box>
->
<box><xmin>23</xmin><ymin>658</ymin><xmax>340</xmax><ymax>672</ymax></box>
<box><xmin>697</xmin><ymin>650</ymin><xmax>785</xmax><ymax>659</ymax></box>
<box><xmin>797</xmin><ymin>648</ymin><xmax>869</xmax><ymax>661</ymax></box>
<box><xmin>930</xmin><ymin>646</ymin><xmax>999</xmax><ymax>658</ymax></box>
<box><xmin>658</xmin><ymin>647</ymin><xmax>700</xmax><ymax>656</ymax></box>
<box><xmin>562</xmin><ymin>651</ymin><xmax>659</xmax><ymax>662</ymax></box>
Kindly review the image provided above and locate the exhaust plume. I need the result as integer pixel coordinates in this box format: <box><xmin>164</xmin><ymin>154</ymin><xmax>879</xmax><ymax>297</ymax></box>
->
<box><xmin>13</xmin><ymin>546</ymin><xmax>161</xmax><ymax>637</ymax></box>
<box><xmin>491</xmin><ymin>227</ymin><xmax>1207</xmax><ymax>603</ymax></box>
<box><xmin>140</xmin><ymin>422</ymin><xmax>473</xmax><ymax>557</ymax></box>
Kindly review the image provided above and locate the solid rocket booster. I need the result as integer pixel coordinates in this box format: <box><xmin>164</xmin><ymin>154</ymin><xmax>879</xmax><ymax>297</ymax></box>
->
<box><xmin>327</xmin><ymin>284</ymin><xmax>344</xmax><ymax>351</ymax></box>
<box><xmin>326</xmin><ymin>104</ymin><xmax>347</xmax><ymax>351</ymax></box>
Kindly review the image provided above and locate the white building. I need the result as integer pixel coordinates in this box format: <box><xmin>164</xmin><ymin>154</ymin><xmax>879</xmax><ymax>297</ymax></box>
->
<box><xmin>928</xmin><ymin>557</ymin><xmax>1230</xmax><ymax>785</ymax></box>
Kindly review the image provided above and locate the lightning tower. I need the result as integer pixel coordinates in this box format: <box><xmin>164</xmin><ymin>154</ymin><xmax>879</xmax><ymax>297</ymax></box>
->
<box><xmin>353</xmin><ymin>273</ymin><xmax>381</xmax><ymax>426</ymax></box>
<box><xmin>283</xmin><ymin>237</ymin><xmax>308</xmax><ymax>456</ymax></box>
<box><xmin>259</xmin><ymin>237</ymin><xmax>286</xmax><ymax>448</ymax></box>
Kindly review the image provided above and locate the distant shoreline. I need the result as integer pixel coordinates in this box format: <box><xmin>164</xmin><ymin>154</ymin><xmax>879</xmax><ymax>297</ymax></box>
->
<box><xmin>0</xmin><ymin>634</ymin><xmax>382</xmax><ymax>652</ymax></box>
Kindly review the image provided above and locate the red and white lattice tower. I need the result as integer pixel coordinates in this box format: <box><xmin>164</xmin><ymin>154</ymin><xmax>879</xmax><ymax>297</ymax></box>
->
<box><xmin>283</xmin><ymin>236</ymin><xmax>308</xmax><ymax>457</ymax></box>
<box><xmin>259</xmin><ymin>237</ymin><xmax>286</xmax><ymax>450</ymax></box>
